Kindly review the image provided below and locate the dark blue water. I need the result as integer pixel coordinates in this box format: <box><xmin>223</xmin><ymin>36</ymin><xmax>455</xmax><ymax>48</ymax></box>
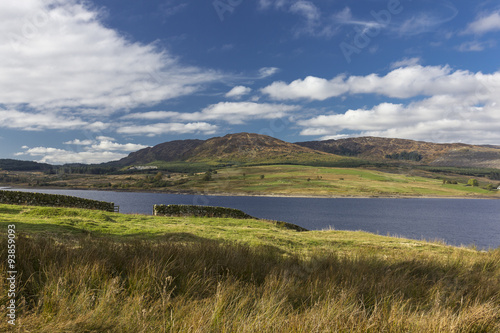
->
<box><xmin>8</xmin><ymin>188</ymin><xmax>500</xmax><ymax>250</ymax></box>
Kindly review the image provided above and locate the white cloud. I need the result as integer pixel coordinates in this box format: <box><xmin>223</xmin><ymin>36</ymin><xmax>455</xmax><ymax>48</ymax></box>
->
<box><xmin>90</xmin><ymin>140</ymin><xmax>148</xmax><ymax>152</ymax></box>
<box><xmin>262</xmin><ymin>75</ymin><xmax>348</xmax><ymax>101</ymax></box>
<box><xmin>95</xmin><ymin>136</ymin><xmax>115</xmax><ymax>142</ymax></box>
<box><xmin>123</xmin><ymin>102</ymin><xmax>300</xmax><ymax>125</ymax></box>
<box><xmin>297</xmin><ymin>94</ymin><xmax>500</xmax><ymax>144</ymax></box>
<box><xmin>463</xmin><ymin>11</ymin><xmax>500</xmax><ymax>35</ymax></box>
<box><xmin>396</xmin><ymin>5</ymin><xmax>458</xmax><ymax>36</ymax></box>
<box><xmin>257</xmin><ymin>0</ymin><xmax>337</xmax><ymax>38</ymax></box>
<box><xmin>273</xmin><ymin>64</ymin><xmax>500</xmax><ymax>144</ymax></box>
<box><xmin>160</xmin><ymin>1</ymin><xmax>189</xmax><ymax>18</ymax></box>
<box><xmin>290</xmin><ymin>1</ymin><xmax>320</xmax><ymax>23</ymax></box>
<box><xmin>258</xmin><ymin>0</ymin><xmax>289</xmax><ymax>10</ymax></box>
<box><xmin>262</xmin><ymin>65</ymin><xmax>500</xmax><ymax>101</ymax></box>
<box><xmin>116</xmin><ymin>122</ymin><xmax>218</xmax><ymax>136</ymax></box>
<box><xmin>64</xmin><ymin>139</ymin><xmax>94</xmax><ymax>145</ymax></box>
<box><xmin>18</xmin><ymin>146</ymin><xmax>127</xmax><ymax>164</ymax></box>
<box><xmin>333</xmin><ymin>7</ymin><xmax>384</xmax><ymax>30</ymax></box>
<box><xmin>18</xmin><ymin>136</ymin><xmax>149</xmax><ymax>164</ymax></box>
<box><xmin>390</xmin><ymin>57</ymin><xmax>421</xmax><ymax>69</ymax></box>
<box><xmin>259</xmin><ymin>67</ymin><xmax>280</xmax><ymax>78</ymax></box>
<box><xmin>0</xmin><ymin>0</ymin><xmax>222</xmax><ymax>120</ymax></box>
<box><xmin>184</xmin><ymin>102</ymin><xmax>300</xmax><ymax>124</ymax></box>
<box><xmin>0</xmin><ymin>109</ymin><xmax>89</xmax><ymax>131</ymax></box>
<box><xmin>121</xmin><ymin>111</ymin><xmax>180</xmax><ymax>120</ymax></box>
<box><xmin>457</xmin><ymin>40</ymin><xmax>496</xmax><ymax>52</ymax></box>
<box><xmin>225</xmin><ymin>86</ymin><xmax>252</xmax><ymax>98</ymax></box>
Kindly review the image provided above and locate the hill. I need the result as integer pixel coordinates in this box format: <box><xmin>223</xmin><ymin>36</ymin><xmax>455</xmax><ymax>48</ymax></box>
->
<box><xmin>113</xmin><ymin>133</ymin><xmax>356</xmax><ymax>168</ymax></box>
<box><xmin>0</xmin><ymin>159</ymin><xmax>53</xmax><ymax>171</ymax></box>
<box><xmin>112</xmin><ymin>139</ymin><xmax>204</xmax><ymax>166</ymax></box>
<box><xmin>295</xmin><ymin>137</ymin><xmax>500</xmax><ymax>168</ymax></box>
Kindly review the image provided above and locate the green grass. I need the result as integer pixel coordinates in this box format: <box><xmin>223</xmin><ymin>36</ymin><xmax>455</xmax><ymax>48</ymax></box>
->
<box><xmin>5</xmin><ymin>164</ymin><xmax>499</xmax><ymax>198</ymax></box>
<box><xmin>1</xmin><ymin>204</ymin><xmax>500</xmax><ymax>332</ymax></box>
<box><xmin>172</xmin><ymin>165</ymin><xmax>499</xmax><ymax>198</ymax></box>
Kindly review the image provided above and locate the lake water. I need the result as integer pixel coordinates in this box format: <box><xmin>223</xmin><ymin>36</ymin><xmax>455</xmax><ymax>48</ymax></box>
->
<box><xmin>7</xmin><ymin>188</ymin><xmax>500</xmax><ymax>250</ymax></box>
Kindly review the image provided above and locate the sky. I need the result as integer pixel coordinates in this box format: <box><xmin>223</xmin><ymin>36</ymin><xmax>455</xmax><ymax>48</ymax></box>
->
<box><xmin>1</xmin><ymin>0</ymin><xmax>500</xmax><ymax>164</ymax></box>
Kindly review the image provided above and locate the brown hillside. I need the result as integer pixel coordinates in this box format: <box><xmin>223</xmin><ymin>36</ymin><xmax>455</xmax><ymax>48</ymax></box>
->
<box><xmin>186</xmin><ymin>133</ymin><xmax>342</xmax><ymax>164</ymax></box>
<box><xmin>113</xmin><ymin>139</ymin><xmax>204</xmax><ymax>166</ymax></box>
<box><xmin>296</xmin><ymin>137</ymin><xmax>500</xmax><ymax>168</ymax></box>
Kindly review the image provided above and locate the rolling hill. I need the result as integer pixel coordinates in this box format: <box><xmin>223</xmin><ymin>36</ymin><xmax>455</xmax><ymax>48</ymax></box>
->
<box><xmin>113</xmin><ymin>133</ymin><xmax>357</xmax><ymax>167</ymax></box>
<box><xmin>0</xmin><ymin>159</ymin><xmax>53</xmax><ymax>171</ymax></box>
<box><xmin>112</xmin><ymin>139</ymin><xmax>204</xmax><ymax>166</ymax></box>
<box><xmin>295</xmin><ymin>137</ymin><xmax>500</xmax><ymax>169</ymax></box>
<box><xmin>3</xmin><ymin>134</ymin><xmax>500</xmax><ymax>172</ymax></box>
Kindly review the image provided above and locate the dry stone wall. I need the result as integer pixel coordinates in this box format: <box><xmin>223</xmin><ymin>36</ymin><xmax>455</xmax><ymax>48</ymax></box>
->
<box><xmin>0</xmin><ymin>190</ymin><xmax>115</xmax><ymax>212</ymax></box>
<box><xmin>153</xmin><ymin>204</ymin><xmax>253</xmax><ymax>219</ymax></box>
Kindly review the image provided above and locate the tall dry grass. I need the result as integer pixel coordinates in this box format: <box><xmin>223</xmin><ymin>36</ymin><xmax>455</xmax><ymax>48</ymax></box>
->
<box><xmin>1</xmin><ymin>234</ymin><xmax>499</xmax><ymax>332</ymax></box>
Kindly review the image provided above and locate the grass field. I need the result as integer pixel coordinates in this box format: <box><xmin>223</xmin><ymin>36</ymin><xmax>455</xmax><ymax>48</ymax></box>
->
<box><xmin>1</xmin><ymin>204</ymin><xmax>499</xmax><ymax>332</ymax></box>
<box><xmin>2</xmin><ymin>164</ymin><xmax>499</xmax><ymax>199</ymax></box>
<box><xmin>176</xmin><ymin>165</ymin><xmax>500</xmax><ymax>198</ymax></box>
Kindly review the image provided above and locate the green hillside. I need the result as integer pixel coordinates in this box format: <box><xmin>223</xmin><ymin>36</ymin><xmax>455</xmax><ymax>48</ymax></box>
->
<box><xmin>1</xmin><ymin>204</ymin><xmax>499</xmax><ymax>332</ymax></box>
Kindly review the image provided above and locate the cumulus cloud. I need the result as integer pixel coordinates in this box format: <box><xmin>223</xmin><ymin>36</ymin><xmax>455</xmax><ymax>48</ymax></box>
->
<box><xmin>463</xmin><ymin>11</ymin><xmax>500</xmax><ymax>35</ymax></box>
<box><xmin>262</xmin><ymin>65</ymin><xmax>500</xmax><ymax>100</ymax></box>
<box><xmin>225</xmin><ymin>86</ymin><xmax>252</xmax><ymax>98</ymax></box>
<box><xmin>0</xmin><ymin>0</ymin><xmax>222</xmax><ymax>123</ymax></box>
<box><xmin>17</xmin><ymin>137</ymin><xmax>149</xmax><ymax>164</ymax></box>
<box><xmin>64</xmin><ymin>139</ymin><xmax>94</xmax><ymax>145</ymax></box>
<box><xmin>273</xmin><ymin>64</ymin><xmax>500</xmax><ymax>144</ymax></box>
<box><xmin>297</xmin><ymin>92</ymin><xmax>500</xmax><ymax>144</ymax></box>
<box><xmin>17</xmin><ymin>147</ymin><xmax>127</xmax><ymax>164</ymax></box>
<box><xmin>262</xmin><ymin>76</ymin><xmax>349</xmax><ymax>100</ymax></box>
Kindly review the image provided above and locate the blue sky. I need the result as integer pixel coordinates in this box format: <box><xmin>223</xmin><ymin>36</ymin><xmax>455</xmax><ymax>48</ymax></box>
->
<box><xmin>2</xmin><ymin>0</ymin><xmax>500</xmax><ymax>164</ymax></box>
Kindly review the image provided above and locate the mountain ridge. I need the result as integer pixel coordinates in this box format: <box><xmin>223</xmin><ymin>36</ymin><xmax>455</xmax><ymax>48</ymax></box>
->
<box><xmin>112</xmin><ymin>133</ymin><xmax>500</xmax><ymax>169</ymax></box>
<box><xmin>294</xmin><ymin>136</ymin><xmax>500</xmax><ymax>168</ymax></box>
<box><xmin>3</xmin><ymin>133</ymin><xmax>500</xmax><ymax>170</ymax></box>
<box><xmin>111</xmin><ymin>132</ymin><xmax>352</xmax><ymax>167</ymax></box>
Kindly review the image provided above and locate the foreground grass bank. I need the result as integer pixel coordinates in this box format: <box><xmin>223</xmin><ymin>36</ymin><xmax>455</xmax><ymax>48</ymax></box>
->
<box><xmin>1</xmin><ymin>204</ymin><xmax>499</xmax><ymax>332</ymax></box>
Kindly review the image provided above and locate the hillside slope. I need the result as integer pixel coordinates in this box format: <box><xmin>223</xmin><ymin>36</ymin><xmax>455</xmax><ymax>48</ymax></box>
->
<box><xmin>114</xmin><ymin>133</ymin><xmax>355</xmax><ymax>167</ymax></box>
<box><xmin>111</xmin><ymin>139</ymin><xmax>204</xmax><ymax>166</ymax></box>
<box><xmin>186</xmin><ymin>133</ymin><xmax>348</xmax><ymax>164</ymax></box>
<box><xmin>296</xmin><ymin>137</ymin><xmax>500</xmax><ymax>168</ymax></box>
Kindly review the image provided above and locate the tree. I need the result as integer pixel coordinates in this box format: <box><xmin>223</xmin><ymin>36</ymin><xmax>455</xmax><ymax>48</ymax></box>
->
<box><xmin>467</xmin><ymin>179</ymin><xmax>479</xmax><ymax>187</ymax></box>
<box><xmin>260</xmin><ymin>175</ymin><xmax>265</xmax><ymax>180</ymax></box>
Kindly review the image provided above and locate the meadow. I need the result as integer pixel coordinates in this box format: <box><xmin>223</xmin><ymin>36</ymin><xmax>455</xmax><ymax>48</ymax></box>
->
<box><xmin>3</xmin><ymin>164</ymin><xmax>498</xmax><ymax>199</ymax></box>
<box><xmin>175</xmin><ymin>165</ymin><xmax>499</xmax><ymax>198</ymax></box>
<box><xmin>1</xmin><ymin>203</ymin><xmax>499</xmax><ymax>332</ymax></box>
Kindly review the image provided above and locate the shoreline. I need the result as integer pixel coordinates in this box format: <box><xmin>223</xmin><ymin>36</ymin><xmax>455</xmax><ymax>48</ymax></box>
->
<box><xmin>5</xmin><ymin>185</ymin><xmax>499</xmax><ymax>200</ymax></box>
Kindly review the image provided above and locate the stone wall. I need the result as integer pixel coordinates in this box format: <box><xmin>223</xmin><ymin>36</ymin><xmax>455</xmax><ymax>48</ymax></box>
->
<box><xmin>152</xmin><ymin>204</ymin><xmax>308</xmax><ymax>231</ymax></box>
<box><xmin>0</xmin><ymin>190</ymin><xmax>115</xmax><ymax>212</ymax></box>
<box><xmin>153</xmin><ymin>204</ymin><xmax>253</xmax><ymax>219</ymax></box>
